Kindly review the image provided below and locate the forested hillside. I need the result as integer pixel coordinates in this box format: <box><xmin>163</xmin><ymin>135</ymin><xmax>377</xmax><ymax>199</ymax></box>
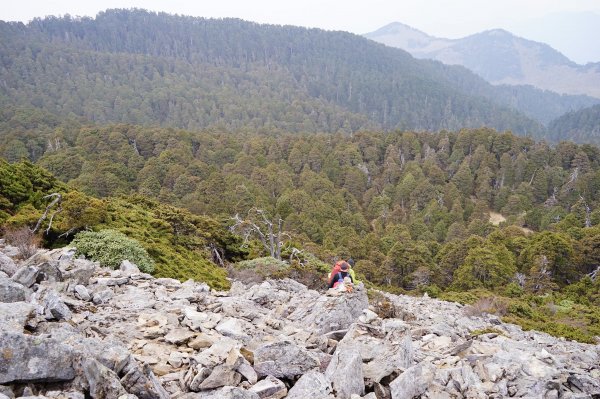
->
<box><xmin>0</xmin><ymin>9</ymin><xmax>566</xmax><ymax>135</ymax></box>
<box><xmin>2</xmin><ymin>117</ymin><xmax>600</xmax><ymax>340</ymax></box>
<box><xmin>548</xmin><ymin>104</ymin><xmax>600</xmax><ymax>145</ymax></box>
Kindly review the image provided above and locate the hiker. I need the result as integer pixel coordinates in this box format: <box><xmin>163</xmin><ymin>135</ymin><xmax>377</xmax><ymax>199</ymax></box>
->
<box><xmin>347</xmin><ymin>257</ymin><xmax>359</xmax><ymax>284</ymax></box>
<box><xmin>328</xmin><ymin>260</ymin><xmax>354</xmax><ymax>288</ymax></box>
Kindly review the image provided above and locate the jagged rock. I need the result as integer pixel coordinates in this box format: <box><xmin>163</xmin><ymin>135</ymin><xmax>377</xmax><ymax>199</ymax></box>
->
<box><xmin>237</xmin><ymin>360</ymin><xmax>258</xmax><ymax>384</ymax></box>
<box><xmin>286</xmin><ymin>371</ymin><xmax>332</xmax><ymax>399</ymax></box>
<box><xmin>187</xmin><ymin>366</ymin><xmax>212</xmax><ymax>391</ymax></box>
<box><xmin>199</xmin><ymin>364</ymin><xmax>242</xmax><ymax>390</ymax></box>
<box><xmin>119</xmin><ymin>260</ymin><xmax>140</xmax><ymax>275</ymax></box>
<box><xmin>567</xmin><ymin>374</ymin><xmax>600</xmax><ymax>395</ymax></box>
<box><xmin>83</xmin><ymin>358</ymin><xmax>127</xmax><ymax>398</ymax></box>
<box><xmin>44</xmin><ymin>289</ymin><xmax>72</xmax><ymax>321</ymax></box>
<box><xmin>164</xmin><ymin>329</ymin><xmax>196</xmax><ymax>345</ymax></box>
<box><xmin>389</xmin><ymin>362</ymin><xmax>436</xmax><ymax>399</ymax></box>
<box><xmin>92</xmin><ymin>288</ymin><xmax>113</xmax><ymax>304</ymax></box>
<box><xmin>179</xmin><ymin>386</ymin><xmax>260</xmax><ymax>399</ymax></box>
<box><xmin>112</xmin><ymin>286</ymin><xmax>156</xmax><ymax>310</ymax></box>
<box><xmin>95</xmin><ymin>276</ymin><xmax>130</xmax><ymax>286</ymax></box>
<box><xmin>60</xmin><ymin>259</ymin><xmax>96</xmax><ymax>286</ymax></box>
<box><xmin>325</xmin><ymin>347</ymin><xmax>364</xmax><ymax>399</ymax></box>
<box><xmin>0</xmin><ymin>385</ymin><xmax>14</xmax><ymax>398</ymax></box>
<box><xmin>253</xmin><ymin>341</ymin><xmax>320</xmax><ymax>379</ymax></box>
<box><xmin>287</xmin><ymin>289</ymin><xmax>369</xmax><ymax>334</ymax></box>
<box><xmin>11</xmin><ymin>265</ymin><xmax>39</xmax><ymax>287</ymax></box>
<box><xmin>0</xmin><ymin>278</ymin><xmax>28</xmax><ymax>302</ymax></box>
<box><xmin>120</xmin><ymin>360</ymin><xmax>170</xmax><ymax>399</ymax></box>
<box><xmin>73</xmin><ymin>285</ymin><xmax>91</xmax><ymax>301</ymax></box>
<box><xmin>0</xmin><ymin>251</ymin><xmax>17</xmax><ymax>277</ymax></box>
<box><xmin>188</xmin><ymin>333</ymin><xmax>216</xmax><ymax>350</ymax></box>
<box><xmin>0</xmin><ymin>332</ymin><xmax>77</xmax><ymax>384</ymax></box>
<box><xmin>193</xmin><ymin>337</ymin><xmax>240</xmax><ymax>368</ymax></box>
<box><xmin>0</xmin><ymin>301</ymin><xmax>35</xmax><ymax>332</ymax></box>
<box><xmin>339</xmin><ymin>324</ymin><xmax>413</xmax><ymax>384</ymax></box>
<box><xmin>249</xmin><ymin>375</ymin><xmax>287</xmax><ymax>399</ymax></box>
<box><xmin>215</xmin><ymin>317</ymin><xmax>251</xmax><ymax>341</ymax></box>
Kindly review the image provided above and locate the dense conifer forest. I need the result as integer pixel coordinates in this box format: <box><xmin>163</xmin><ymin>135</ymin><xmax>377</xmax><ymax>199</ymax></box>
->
<box><xmin>2</xmin><ymin>9</ymin><xmax>599</xmax><ymax>137</ymax></box>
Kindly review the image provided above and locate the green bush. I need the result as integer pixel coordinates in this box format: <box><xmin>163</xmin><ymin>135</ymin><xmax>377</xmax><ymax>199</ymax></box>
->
<box><xmin>72</xmin><ymin>229</ymin><xmax>154</xmax><ymax>273</ymax></box>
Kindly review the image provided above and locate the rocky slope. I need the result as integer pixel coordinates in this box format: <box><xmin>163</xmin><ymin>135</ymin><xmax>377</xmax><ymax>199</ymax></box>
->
<box><xmin>1</xmin><ymin>241</ymin><xmax>599</xmax><ymax>399</ymax></box>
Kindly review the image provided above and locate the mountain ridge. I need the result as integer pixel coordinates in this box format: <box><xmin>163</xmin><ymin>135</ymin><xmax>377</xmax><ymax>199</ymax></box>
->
<box><xmin>3</xmin><ymin>8</ymin><xmax>597</xmax><ymax>138</ymax></box>
<box><xmin>365</xmin><ymin>21</ymin><xmax>600</xmax><ymax>98</ymax></box>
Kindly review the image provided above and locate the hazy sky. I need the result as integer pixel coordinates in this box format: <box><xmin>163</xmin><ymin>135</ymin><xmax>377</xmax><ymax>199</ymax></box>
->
<box><xmin>3</xmin><ymin>0</ymin><xmax>600</xmax><ymax>63</ymax></box>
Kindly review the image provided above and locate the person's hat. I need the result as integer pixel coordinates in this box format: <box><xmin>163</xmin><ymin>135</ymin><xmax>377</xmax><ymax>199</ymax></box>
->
<box><xmin>340</xmin><ymin>262</ymin><xmax>349</xmax><ymax>272</ymax></box>
<box><xmin>347</xmin><ymin>258</ymin><xmax>355</xmax><ymax>267</ymax></box>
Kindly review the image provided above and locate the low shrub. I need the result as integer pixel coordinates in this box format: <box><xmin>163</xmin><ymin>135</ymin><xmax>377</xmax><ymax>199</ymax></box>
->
<box><xmin>72</xmin><ymin>229</ymin><xmax>154</xmax><ymax>273</ymax></box>
<box><xmin>464</xmin><ymin>296</ymin><xmax>509</xmax><ymax>317</ymax></box>
<box><xmin>3</xmin><ymin>226</ymin><xmax>40</xmax><ymax>259</ymax></box>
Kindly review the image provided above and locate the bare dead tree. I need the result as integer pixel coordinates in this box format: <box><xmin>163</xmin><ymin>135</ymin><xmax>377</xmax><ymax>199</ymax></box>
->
<box><xmin>579</xmin><ymin>194</ymin><xmax>592</xmax><ymax>228</ymax></box>
<box><xmin>230</xmin><ymin>209</ymin><xmax>288</xmax><ymax>260</ymax></box>
<box><xmin>31</xmin><ymin>193</ymin><xmax>62</xmax><ymax>235</ymax></box>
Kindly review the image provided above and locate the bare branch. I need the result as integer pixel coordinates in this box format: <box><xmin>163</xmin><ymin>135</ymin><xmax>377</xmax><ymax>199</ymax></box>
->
<box><xmin>31</xmin><ymin>193</ymin><xmax>62</xmax><ymax>234</ymax></box>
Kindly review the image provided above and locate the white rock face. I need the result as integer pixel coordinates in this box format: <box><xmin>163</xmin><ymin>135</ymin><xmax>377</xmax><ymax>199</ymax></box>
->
<box><xmin>0</xmin><ymin>244</ymin><xmax>598</xmax><ymax>399</ymax></box>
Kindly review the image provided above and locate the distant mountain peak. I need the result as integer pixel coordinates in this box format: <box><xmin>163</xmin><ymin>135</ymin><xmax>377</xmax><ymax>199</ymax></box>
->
<box><xmin>365</xmin><ymin>22</ymin><xmax>600</xmax><ymax>98</ymax></box>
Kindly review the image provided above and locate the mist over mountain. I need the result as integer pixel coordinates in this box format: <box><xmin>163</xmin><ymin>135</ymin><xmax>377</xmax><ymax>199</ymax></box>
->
<box><xmin>365</xmin><ymin>22</ymin><xmax>600</xmax><ymax>99</ymax></box>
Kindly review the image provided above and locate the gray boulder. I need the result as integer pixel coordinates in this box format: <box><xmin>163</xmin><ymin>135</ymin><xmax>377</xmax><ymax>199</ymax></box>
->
<box><xmin>199</xmin><ymin>364</ymin><xmax>242</xmax><ymax>390</ymax></box>
<box><xmin>120</xmin><ymin>360</ymin><xmax>170</xmax><ymax>399</ymax></box>
<box><xmin>0</xmin><ymin>332</ymin><xmax>77</xmax><ymax>384</ymax></box>
<box><xmin>44</xmin><ymin>289</ymin><xmax>72</xmax><ymax>321</ymax></box>
<box><xmin>11</xmin><ymin>265</ymin><xmax>39</xmax><ymax>288</ymax></box>
<box><xmin>389</xmin><ymin>362</ymin><xmax>436</xmax><ymax>399</ymax></box>
<box><xmin>0</xmin><ymin>251</ymin><xmax>17</xmax><ymax>277</ymax></box>
<box><xmin>73</xmin><ymin>285</ymin><xmax>91</xmax><ymax>301</ymax></box>
<box><xmin>249</xmin><ymin>375</ymin><xmax>287</xmax><ymax>399</ymax></box>
<box><xmin>325</xmin><ymin>347</ymin><xmax>364</xmax><ymax>399</ymax></box>
<box><xmin>92</xmin><ymin>288</ymin><xmax>113</xmax><ymax>305</ymax></box>
<box><xmin>287</xmin><ymin>289</ymin><xmax>369</xmax><ymax>334</ymax></box>
<box><xmin>286</xmin><ymin>371</ymin><xmax>332</xmax><ymax>399</ymax></box>
<box><xmin>60</xmin><ymin>258</ymin><xmax>96</xmax><ymax>285</ymax></box>
<box><xmin>119</xmin><ymin>260</ymin><xmax>140</xmax><ymax>275</ymax></box>
<box><xmin>0</xmin><ymin>278</ymin><xmax>28</xmax><ymax>303</ymax></box>
<box><xmin>83</xmin><ymin>358</ymin><xmax>127</xmax><ymax>398</ymax></box>
<box><xmin>253</xmin><ymin>341</ymin><xmax>320</xmax><ymax>379</ymax></box>
<box><xmin>0</xmin><ymin>301</ymin><xmax>35</xmax><ymax>333</ymax></box>
<box><xmin>179</xmin><ymin>387</ymin><xmax>260</xmax><ymax>399</ymax></box>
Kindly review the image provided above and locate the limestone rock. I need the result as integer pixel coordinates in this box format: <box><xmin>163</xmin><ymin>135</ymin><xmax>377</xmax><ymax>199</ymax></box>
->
<box><xmin>286</xmin><ymin>371</ymin><xmax>332</xmax><ymax>399</ymax></box>
<box><xmin>44</xmin><ymin>289</ymin><xmax>72</xmax><ymax>321</ymax></box>
<box><xmin>325</xmin><ymin>347</ymin><xmax>364</xmax><ymax>399</ymax></box>
<box><xmin>0</xmin><ymin>332</ymin><xmax>77</xmax><ymax>384</ymax></box>
<box><xmin>11</xmin><ymin>265</ymin><xmax>39</xmax><ymax>288</ymax></box>
<box><xmin>0</xmin><ymin>251</ymin><xmax>17</xmax><ymax>277</ymax></box>
<box><xmin>179</xmin><ymin>386</ymin><xmax>260</xmax><ymax>399</ymax></box>
<box><xmin>60</xmin><ymin>258</ymin><xmax>96</xmax><ymax>286</ymax></box>
<box><xmin>253</xmin><ymin>341</ymin><xmax>320</xmax><ymax>379</ymax></box>
<box><xmin>119</xmin><ymin>260</ymin><xmax>140</xmax><ymax>275</ymax></box>
<box><xmin>73</xmin><ymin>285</ymin><xmax>91</xmax><ymax>301</ymax></box>
<box><xmin>0</xmin><ymin>301</ymin><xmax>35</xmax><ymax>333</ymax></box>
<box><xmin>249</xmin><ymin>375</ymin><xmax>287</xmax><ymax>399</ymax></box>
<box><xmin>389</xmin><ymin>362</ymin><xmax>436</xmax><ymax>399</ymax></box>
<box><xmin>199</xmin><ymin>364</ymin><xmax>242</xmax><ymax>390</ymax></box>
<box><xmin>120</xmin><ymin>360</ymin><xmax>170</xmax><ymax>399</ymax></box>
<box><xmin>92</xmin><ymin>288</ymin><xmax>113</xmax><ymax>304</ymax></box>
<box><xmin>0</xmin><ymin>278</ymin><xmax>28</xmax><ymax>303</ymax></box>
<box><xmin>287</xmin><ymin>289</ymin><xmax>369</xmax><ymax>334</ymax></box>
<box><xmin>83</xmin><ymin>358</ymin><xmax>127</xmax><ymax>399</ymax></box>
<box><xmin>215</xmin><ymin>317</ymin><xmax>250</xmax><ymax>341</ymax></box>
<box><xmin>164</xmin><ymin>329</ymin><xmax>196</xmax><ymax>345</ymax></box>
